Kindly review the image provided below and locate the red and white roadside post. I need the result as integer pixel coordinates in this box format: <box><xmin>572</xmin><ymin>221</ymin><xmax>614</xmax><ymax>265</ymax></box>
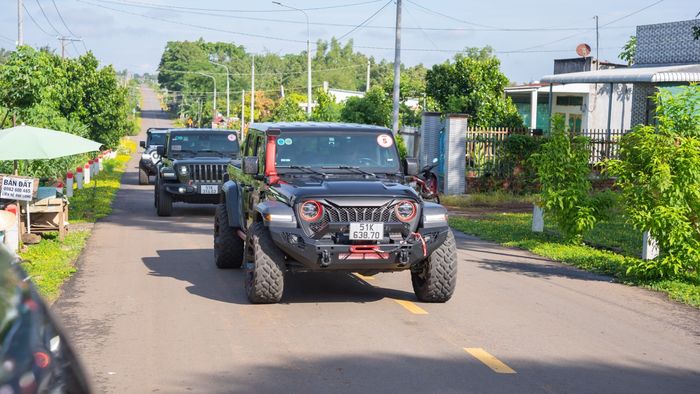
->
<box><xmin>66</xmin><ymin>172</ymin><xmax>74</xmax><ymax>197</ymax></box>
<box><xmin>76</xmin><ymin>166</ymin><xmax>84</xmax><ymax>189</ymax></box>
<box><xmin>84</xmin><ymin>162</ymin><xmax>91</xmax><ymax>184</ymax></box>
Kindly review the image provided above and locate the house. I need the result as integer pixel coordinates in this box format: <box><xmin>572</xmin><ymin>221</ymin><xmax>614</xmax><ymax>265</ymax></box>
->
<box><xmin>541</xmin><ymin>19</ymin><xmax>700</xmax><ymax>128</ymax></box>
<box><xmin>506</xmin><ymin>58</ymin><xmax>630</xmax><ymax>132</ymax></box>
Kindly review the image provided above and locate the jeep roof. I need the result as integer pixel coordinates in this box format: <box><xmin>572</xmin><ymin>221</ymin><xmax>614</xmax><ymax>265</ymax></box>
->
<box><xmin>249</xmin><ymin>122</ymin><xmax>390</xmax><ymax>133</ymax></box>
<box><xmin>169</xmin><ymin>128</ymin><xmax>239</xmax><ymax>133</ymax></box>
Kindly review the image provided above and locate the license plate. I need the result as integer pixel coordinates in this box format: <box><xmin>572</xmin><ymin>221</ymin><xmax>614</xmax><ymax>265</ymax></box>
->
<box><xmin>349</xmin><ymin>222</ymin><xmax>384</xmax><ymax>240</ymax></box>
<box><xmin>200</xmin><ymin>185</ymin><xmax>219</xmax><ymax>194</ymax></box>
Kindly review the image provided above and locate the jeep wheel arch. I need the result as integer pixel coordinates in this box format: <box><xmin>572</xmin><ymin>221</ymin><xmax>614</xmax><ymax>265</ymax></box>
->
<box><xmin>221</xmin><ymin>180</ymin><xmax>244</xmax><ymax>228</ymax></box>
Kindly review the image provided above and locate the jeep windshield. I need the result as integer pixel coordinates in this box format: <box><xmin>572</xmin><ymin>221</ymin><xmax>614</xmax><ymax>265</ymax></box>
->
<box><xmin>168</xmin><ymin>132</ymin><xmax>239</xmax><ymax>158</ymax></box>
<box><xmin>274</xmin><ymin>131</ymin><xmax>401</xmax><ymax>175</ymax></box>
<box><xmin>147</xmin><ymin>133</ymin><xmax>167</xmax><ymax>146</ymax></box>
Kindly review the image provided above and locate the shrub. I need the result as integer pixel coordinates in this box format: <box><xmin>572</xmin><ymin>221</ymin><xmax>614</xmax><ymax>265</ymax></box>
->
<box><xmin>531</xmin><ymin>114</ymin><xmax>596</xmax><ymax>241</ymax></box>
<box><xmin>607</xmin><ymin>85</ymin><xmax>700</xmax><ymax>278</ymax></box>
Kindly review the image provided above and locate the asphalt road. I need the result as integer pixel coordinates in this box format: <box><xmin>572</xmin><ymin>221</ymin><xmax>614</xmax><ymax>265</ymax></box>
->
<box><xmin>53</xmin><ymin>87</ymin><xmax>700</xmax><ymax>393</ymax></box>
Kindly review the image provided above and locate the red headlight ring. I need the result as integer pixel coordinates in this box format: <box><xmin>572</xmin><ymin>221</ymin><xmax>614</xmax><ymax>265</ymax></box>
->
<box><xmin>394</xmin><ymin>200</ymin><xmax>417</xmax><ymax>222</ymax></box>
<box><xmin>299</xmin><ymin>200</ymin><xmax>323</xmax><ymax>222</ymax></box>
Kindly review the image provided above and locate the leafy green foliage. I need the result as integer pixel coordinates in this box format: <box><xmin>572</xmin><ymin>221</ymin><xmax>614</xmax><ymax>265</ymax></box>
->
<box><xmin>449</xmin><ymin>214</ymin><xmax>700</xmax><ymax>308</ymax></box>
<box><xmin>269</xmin><ymin>93</ymin><xmax>306</xmax><ymax>122</ymax></box>
<box><xmin>340</xmin><ymin>86</ymin><xmax>392</xmax><ymax>127</ymax></box>
<box><xmin>619</xmin><ymin>36</ymin><xmax>636</xmax><ymax>65</ymax></box>
<box><xmin>425</xmin><ymin>47</ymin><xmax>522</xmax><ymax>128</ymax></box>
<box><xmin>311</xmin><ymin>88</ymin><xmax>341</xmax><ymax>122</ymax></box>
<box><xmin>531</xmin><ymin>115</ymin><xmax>595</xmax><ymax>241</ymax></box>
<box><xmin>607</xmin><ymin>85</ymin><xmax>700</xmax><ymax>278</ymax></box>
<box><xmin>501</xmin><ymin>134</ymin><xmax>543</xmax><ymax>192</ymax></box>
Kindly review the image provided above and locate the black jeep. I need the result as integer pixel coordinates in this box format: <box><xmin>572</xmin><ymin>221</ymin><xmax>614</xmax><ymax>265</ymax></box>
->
<box><xmin>214</xmin><ymin>122</ymin><xmax>457</xmax><ymax>304</ymax></box>
<box><xmin>154</xmin><ymin>128</ymin><xmax>241</xmax><ymax>216</ymax></box>
<box><xmin>139</xmin><ymin>128</ymin><xmax>169</xmax><ymax>185</ymax></box>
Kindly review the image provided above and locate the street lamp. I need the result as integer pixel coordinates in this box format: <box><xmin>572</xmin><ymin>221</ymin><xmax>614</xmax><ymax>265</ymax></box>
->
<box><xmin>273</xmin><ymin>1</ymin><xmax>311</xmax><ymax>115</ymax></box>
<box><xmin>209</xmin><ymin>59</ymin><xmax>230</xmax><ymax>119</ymax></box>
<box><xmin>196</xmin><ymin>72</ymin><xmax>217</xmax><ymax>123</ymax></box>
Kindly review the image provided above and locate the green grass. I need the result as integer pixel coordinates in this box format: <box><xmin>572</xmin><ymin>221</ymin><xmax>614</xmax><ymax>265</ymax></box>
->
<box><xmin>450</xmin><ymin>213</ymin><xmax>700</xmax><ymax>308</ymax></box>
<box><xmin>19</xmin><ymin>231</ymin><xmax>90</xmax><ymax>301</ymax></box>
<box><xmin>441</xmin><ymin>192</ymin><xmax>535</xmax><ymax>208</ymax></box>
<box><xmin>69</xmin><ymin>153</ymin><xmax>130</xmax><ymax>223</ymax></box>
<box><xmin>17</xmin><ymin>140</ymin><xmax>134</xmax><ymax>299</ymax></box>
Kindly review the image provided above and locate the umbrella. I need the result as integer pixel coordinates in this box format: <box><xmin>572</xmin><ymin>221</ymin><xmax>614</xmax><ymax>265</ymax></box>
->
<box><xmin>0</xmin><ymin>125</ymin><xmax>103</xmax><ymax>236</ymax></box>
<box><xmin>0</xmin><ymin>125</ymin><xmax>103</xmax><ymax>160</ymax></box>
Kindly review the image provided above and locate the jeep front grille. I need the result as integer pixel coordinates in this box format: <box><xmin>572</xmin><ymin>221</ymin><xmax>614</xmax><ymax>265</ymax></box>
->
<box><xmin>303</xmin><ymin>201</ymin><xmax>406</xmax><ymax>235</ymax></box>
<box><xmin>186</xmin><ymin>164</ymin><xmax>227</xmax><ymax>183</ymax></box>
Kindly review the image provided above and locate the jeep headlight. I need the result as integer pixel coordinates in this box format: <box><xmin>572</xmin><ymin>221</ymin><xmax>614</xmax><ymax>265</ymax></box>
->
<box><xmin>150</xmin><ymin>151</ymin><xmax>160</xmax><ymax>161</ymax></box>
<box><xmin>178</xmin><ymin>166</ymin><xmax>188</xmax><ymax>176</ymax></box>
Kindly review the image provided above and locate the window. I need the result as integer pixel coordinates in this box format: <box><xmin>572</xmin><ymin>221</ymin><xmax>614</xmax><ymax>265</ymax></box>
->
<box><xmin>556</xmin><ymin>96</ymin><xmax>583</xmax><ymax>106</ymax></box>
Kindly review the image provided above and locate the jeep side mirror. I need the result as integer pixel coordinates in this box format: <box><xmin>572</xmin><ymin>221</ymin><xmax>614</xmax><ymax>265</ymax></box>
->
<box><xmin>404</xmin><ymin>157</ymin><xmax>419</xmax><ymax>176</ymax></box>
<box><xmin>139</xmin><ymin>141</ymin><xmax>146</xmax><ymax>149</ymax></box>
<box><xmin>156</xmin><ymin>145</ymin><xmax>165</xmax><ymax>156</ymax></box>
<box><xmin>242</xmin><ymin>156</ymin><xmax>259</xmax><ymax>175</ymax></box>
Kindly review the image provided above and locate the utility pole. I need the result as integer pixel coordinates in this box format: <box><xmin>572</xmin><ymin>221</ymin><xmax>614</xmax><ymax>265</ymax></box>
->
<box><xmin>273</xmin><ymin>2</ymin><xmax>312</xmax><ymax>115</ymax></box>
<box><xmin>17</xmin><ymin>0</ymin><xmax>23</xmax><ymax>47</ymax></box>
<box><xmin>57</xmin><ymin>37</ymin><xmax>82</xmax><ymax>59</ymax></box>
<box><xmin>366</xmin><ymin>60</ymin><xmax>371</xmax><ymax>92</ymax></box>
<box><xmin>594</xmin><ymin>15</ymin><xmax>599</xmax><ymax>70</ymax></box>
<box><xmin>250</xmin><ymin>55</ymin><xmax>255</xmax><ymax>125</ymax></box>
<box><xmin>391</xmin><ymin>0</ymin><xmax>402</xmax><ymax>135</ymax></box>
<box><xmin>241</xmin><ymin>90</ymin><xmax>245</xmax><ymax>135</ymax></box>
<box><xmin>210</xmin><ymin>60</ymin><xmax>230</xmax><ymax>119</ymax></box>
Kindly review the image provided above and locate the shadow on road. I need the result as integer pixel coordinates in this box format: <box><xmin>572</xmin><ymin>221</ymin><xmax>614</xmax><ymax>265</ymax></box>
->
<box><xmin>176</xmin><ymin>353</ymin><xmax>700</xmax><ymax>394</ymax></box>
<box><xmin>476</xmin><ymin>258</ymin><xmax>611</xmax><ymax>282</ymax></box>
<box><xmin>142</xmin><ymin>249</ymin><xmax>417</xmax><ymax>305</ymax></box>
<box><xmin>140</xmin><ymin>109</ymin><xmax>171</xmax><ymax>121</ymax></box>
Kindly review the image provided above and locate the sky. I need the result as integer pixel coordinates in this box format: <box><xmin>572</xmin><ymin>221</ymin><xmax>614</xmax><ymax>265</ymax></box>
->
<box><xmin>0</xmin><ymin>0</ymin><xmax>698</xmax><ymax>84</ymax></box>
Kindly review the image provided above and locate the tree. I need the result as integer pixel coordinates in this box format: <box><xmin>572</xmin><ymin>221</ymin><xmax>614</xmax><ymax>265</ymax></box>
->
<box><xmin>270</xmin><ymin>93</ymin><xmax>306</xmax><ymax>122</ymax></box>
<box><xmin>340</xmin><ymin>86</ymin><xmax>391</xmax><ymax>127</ymax></box>
<box><xmin>619</xmin><ymin>36</ymin><xmax>636</xmax><ymax>65</ymax></box>
<box><xmin>425</xmin><ymin>47</ymin><xmax>522</xmax><ymax>128</ymax></box>
<box><xmin>607</xmin><ymin>85</ymin><xmax>700</xmax><ymax>278</ymax></box>
<box><xmin>311</xmin><ymin>88</ymin><xmax>341</xmax><ymax>122</ymax></box>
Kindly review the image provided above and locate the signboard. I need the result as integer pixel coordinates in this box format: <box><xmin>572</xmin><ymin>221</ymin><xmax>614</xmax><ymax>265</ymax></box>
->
<box><xmin>0</xmin><ymin>175</ymin><xmax>38</xmax><ymax>201</ymax></box>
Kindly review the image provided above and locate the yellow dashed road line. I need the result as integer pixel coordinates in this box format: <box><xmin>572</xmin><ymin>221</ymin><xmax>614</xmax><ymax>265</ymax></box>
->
<box><xmin>353</xmin><ymin>273</ymin><xmax>376</xmax><ymax>281</ymax></box>
<box><xmin>464</xmin><ymin>348</ymin><xmax>516</xmax><ymax>374</ymax></box>
<box><xmin>394</xmin><ymin>299</ymin><xmax>429</xmax><ymax>315</ymax></box>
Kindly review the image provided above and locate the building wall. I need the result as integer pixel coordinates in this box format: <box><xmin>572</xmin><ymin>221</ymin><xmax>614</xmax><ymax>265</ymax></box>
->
<box><xmin>631</xmin><ymin>84</ymin><xmax>656</xmax><ymax>126</ymax></box>
<box><xmin>635</xmin><ymin>19</ymin><xmax>700</xmax><ymax>65</ymax></box>
<box><xmin>583</xmin><ymin>83</ymin><xmax>633</xmax><ymax>130</ymax></box>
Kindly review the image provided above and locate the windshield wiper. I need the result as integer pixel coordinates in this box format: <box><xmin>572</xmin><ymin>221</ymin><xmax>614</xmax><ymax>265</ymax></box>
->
<box><xmin>172</xmin><ymin>149</ymin><xmax>198</xmax><ymax>156</ymax></box>
<box><xmin>197</xmin><ymin>149</ymin><xmax>226</xmax><ymax>157</ymax></box>
<box><xmin>277</xmin><ymin>165</ymin><xmax>328</xmax><ymax>178</ymax></box>
<box><xmin>322</xmin><ymin>165</ymin><xmax>377</xmax><ymax>178</ymax></box>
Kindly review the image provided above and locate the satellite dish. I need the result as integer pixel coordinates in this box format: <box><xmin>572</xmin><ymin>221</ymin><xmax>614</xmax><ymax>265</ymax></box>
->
<box><xmin>576</xmin><ymin>43</ymin><xmax>592</xmax><ymax>57</ymax></box>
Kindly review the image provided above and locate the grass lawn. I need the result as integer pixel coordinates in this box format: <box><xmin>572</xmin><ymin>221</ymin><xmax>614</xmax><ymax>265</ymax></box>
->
<box><xmin>450</xmin><ymin>213</ymin><xmax>700</xmax><ymax>308</ymax></box>
<box><xmin>18</xmin><ymin>142</ymin><xmax>133</xmax><ymax>300</ymax></box>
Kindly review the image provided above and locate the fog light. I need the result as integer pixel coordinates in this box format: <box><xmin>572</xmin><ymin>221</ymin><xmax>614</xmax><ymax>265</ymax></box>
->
<box><xmin>178</xmin><ymin>187</ymin><xmax>186</xmax><ymax>193</ymax></box>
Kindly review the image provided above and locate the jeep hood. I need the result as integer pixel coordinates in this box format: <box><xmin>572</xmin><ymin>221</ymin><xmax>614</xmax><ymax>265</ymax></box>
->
<box><xmin>273</xmin><ymin>179</ymin><xmax>419</xmax><ymax>205</ymax></box>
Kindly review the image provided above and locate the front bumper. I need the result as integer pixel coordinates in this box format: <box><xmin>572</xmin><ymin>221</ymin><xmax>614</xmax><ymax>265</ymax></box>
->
<box><xmin>161</xmin><ymin>182</ymin><xmax>221</xmax><ymax>203</ymax></box>
<box><xmin>268</xmin><ymin>226</ymin><xmax>450</xmax><ymax>272</ymax></box>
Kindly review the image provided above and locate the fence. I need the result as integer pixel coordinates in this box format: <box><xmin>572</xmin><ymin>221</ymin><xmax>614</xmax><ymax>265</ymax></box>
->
<box><xmin>465</xmin><ymin>127</ymin><xmax>628</xmax><ymax>177</ymax></box>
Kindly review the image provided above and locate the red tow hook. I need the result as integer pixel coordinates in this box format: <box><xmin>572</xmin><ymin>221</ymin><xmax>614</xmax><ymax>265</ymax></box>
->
<box><xmin>340</xmin><ymin>245</ymin><xmax>390</xmax><ymax>260</ymax></box>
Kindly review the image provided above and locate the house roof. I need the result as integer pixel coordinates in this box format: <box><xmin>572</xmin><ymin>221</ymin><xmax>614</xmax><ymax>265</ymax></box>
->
<box><xmin>541</xmin><ymin>64</ymin><xmax>700</xmax><ymax>84</ymax></box>
<box><xmin>505</xmin><ymin>83</ymin><xmax>590</xmax><ymax>94</ymax></box>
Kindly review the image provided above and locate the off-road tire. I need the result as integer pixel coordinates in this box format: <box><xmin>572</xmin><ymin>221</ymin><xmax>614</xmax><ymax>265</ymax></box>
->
<box><xmin>411</xmin><ymin>230</ymin><xmax>457</xmax><ymax>302</ymax></box>
<box><xmin>138</xmin><ymin>168</ymin><xmax>149</xmax><ymax>185</ymax></box>
<box><xmin>245</xmin><ymin>222</ymin><xmax>285</xmax><ymax>304</ymax></box>
<box><xmin>214</xmin><ymin>204</ymin><xmax>244</xmax><ymax>268</ymax></box>
<box><xmin>156</xmin><ymin>182</ymin><xmax>173</xmax><ymax>217</ymax></box>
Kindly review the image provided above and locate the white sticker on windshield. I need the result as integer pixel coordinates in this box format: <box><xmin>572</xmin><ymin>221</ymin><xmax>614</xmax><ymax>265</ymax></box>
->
<box><xmin>172</xmin><ymin>145</ymin><xmax>182</xmax><ymax>151</ymax></box>
<box><xmin>377</xmin><ymin>134</ymin><xmax>393</xmax><ymax>148</ymax></box>
<box><xmin>227</xmin><ymin>134</ymin><xmax>237</xmax><ymax>141</ymax></box>
<box><xmin>284</xmin><ymin>138</ymin><xmax>293</xmax><ymax>145</ymax></box>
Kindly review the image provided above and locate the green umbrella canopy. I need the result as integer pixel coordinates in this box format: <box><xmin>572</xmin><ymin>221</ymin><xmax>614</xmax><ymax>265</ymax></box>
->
<box><xmin>0</xmin><ymin>125</ymin><xmax>103</xmax><ymax>160</ymax></box>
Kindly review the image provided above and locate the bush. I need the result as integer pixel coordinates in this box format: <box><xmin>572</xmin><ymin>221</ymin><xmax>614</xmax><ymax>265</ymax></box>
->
<box><xmin>607</xmin><ymin>85</ymin><xmax>700</xmax><ymax>278</ymax></box>
<box><xmin>531</xmin><ymin>114</ymin><xmax>596</xmax><ymax>241</ymax></box>
<box><xmin>501</xmin><ymin>133</ymin><xmax>543</xmax><ymax>192</ymax></box>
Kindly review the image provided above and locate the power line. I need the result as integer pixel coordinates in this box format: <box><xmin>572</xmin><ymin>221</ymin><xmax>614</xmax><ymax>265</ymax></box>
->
<box><xmin>404</xmin><ymin>3</ymin><xmax>438</xmax><ymax>50</ymax></box>
<box><xmin>338</xmin><ymin>0</ymin><xmax>393</xmax><ymax>41</ymax></box>
<box><xmin>0</xmin><ymin>34</ymin><xmax>16</xmax><ymax>44</ymax></box>
<box><xmin>34</xmin><ymin>0</ymin><xmax>62</xmax><ymax>34</ymax></box>
<box><xmin>158</xmin><ymin>64</ymin><xmax>366</xmax><ymax>77</ymax></box>
<box><xmin>52</xmin><ymin>0</ymin><xmax>88</xmax><ymax>53</ymax></box>
<box><xmin>86</xmin><ymin>0</ymin><xmax>634</xmax><ymax>33</ymax></box>
<box><xmin>22</xmin><ymin>3</ymin><xmax>54</xmax><ymax>37</ymax></box>
<box><xmin>514</xmin><ymin>0</ymin><xmax>665</xmax><ymax>52</ymax></box>
<box><xmin>100</xmin><ymin>0</ymin><xmax>385</xmax><ymax>13</ymax></box>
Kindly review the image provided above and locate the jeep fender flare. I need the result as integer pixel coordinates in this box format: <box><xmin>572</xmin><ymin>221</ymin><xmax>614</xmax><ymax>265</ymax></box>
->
<box><xmin>221</xmin><ymin>180</ymin><xmax>244</xmax><ymax>228</ymax></box>
<box><xmin>255</xmin><ymin>201</ymin><xmax>297</xmax><ymax>228</ymax></box>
